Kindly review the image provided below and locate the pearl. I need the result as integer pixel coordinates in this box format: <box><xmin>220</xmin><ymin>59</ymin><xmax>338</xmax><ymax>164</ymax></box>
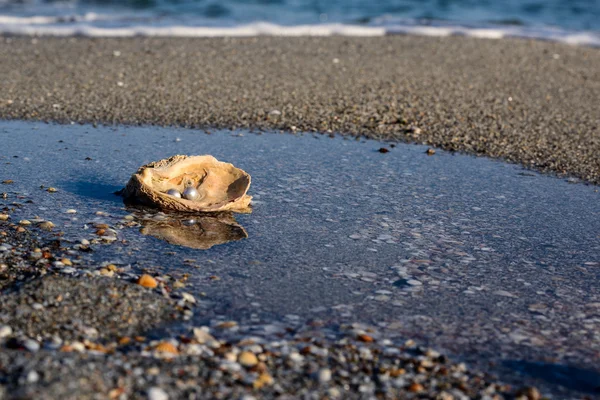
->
<box><xmin>182</xmin><ymin>186</ymin><xmax>200</xmax><ymax>201</ymax></box>
<box><xmin>166</xmin><ymin>189</ymin><xmax>181</xmax><ymax>198</ymax></box>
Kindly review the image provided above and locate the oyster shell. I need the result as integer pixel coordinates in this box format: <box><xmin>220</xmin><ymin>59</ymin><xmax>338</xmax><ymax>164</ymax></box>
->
<box><xmin>123</xmin><ymin>155</ymin><xmax>251</xmax><ymax>213</ymax></box>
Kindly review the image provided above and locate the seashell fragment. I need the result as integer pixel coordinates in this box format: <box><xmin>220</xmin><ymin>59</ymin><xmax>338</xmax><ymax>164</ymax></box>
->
<box><xmin>122</xmin><ymin>155</ymin><xmax>251</xmax><ymax>213</ymax></box>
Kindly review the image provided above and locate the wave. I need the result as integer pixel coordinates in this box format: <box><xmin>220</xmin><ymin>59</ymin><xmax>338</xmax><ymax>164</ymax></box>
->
<box><xmin>0</xmin><ymin>14</ymin><xmax>598</xmax><ymax>46</ymax></box>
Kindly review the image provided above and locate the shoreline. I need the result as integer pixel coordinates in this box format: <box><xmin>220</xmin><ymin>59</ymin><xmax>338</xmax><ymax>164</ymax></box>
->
<box><xmin>0</xmin><ymin>35</ymin><xmax>599</xmax><ymax>184</ymax></box>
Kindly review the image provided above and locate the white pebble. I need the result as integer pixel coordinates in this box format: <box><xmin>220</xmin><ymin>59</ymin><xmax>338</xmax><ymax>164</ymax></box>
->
<box><xmin>0</xmin><ymin>325</ymin><xmax>13</xmax><ymax>338</ymax></box>
<box><xmin>147</xmin><ymin>387</ymin><xmax>169</xmax><ymax>400</ymax></box>
<box><xmin>317</xmin><ymin>368</ymin><xmax>332</xmax><ymax>383</ymax></box>
<box><xmin>26</xmin><ymin>370</ymin><xmax>39</xmax><ymax>383</ymax></box>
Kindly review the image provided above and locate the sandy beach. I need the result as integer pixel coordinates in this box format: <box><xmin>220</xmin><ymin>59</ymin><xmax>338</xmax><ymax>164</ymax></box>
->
<box><xmin>0</xmin><ymin>35</ymin><xmax>599</xmax><ymax>184</ymax></box>
<box><xmin>1</xmin><ymin>33</ymin><xmax>600</xmax><ymax>399</ymax></box>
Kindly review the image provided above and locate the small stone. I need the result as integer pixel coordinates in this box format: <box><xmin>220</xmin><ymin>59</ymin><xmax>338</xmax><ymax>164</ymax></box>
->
<box><xmin>47</xmin><ymin>187</ymin><xmax>58</xmax><ymax>193</ymax></box>
<box><xmin>253</xmin><ymin>373</ymin><xmax>274</xmax><ymax>389</ymax></box>
<box><xmin>426</xmin><ymin>148</ymin><xmax>436</xmax><ymax>155</ymax></box>
<box><xmin>181</xmin><ymin>292</ymin><xmax>196</xmax><ymax>304</ymax></box>
<box><xmin>409</xmin><ymin>126</ymin><xmax>422</xmax><ymax>135</ymax></box>
<box><xmin>2</xmin><ymin>180</ymin><xmax>13</xmax><ymax>184</ymax></box>
<box><xmin>23</xmin><ymin>339</ymin><xmax>40</xmax><ymax>352</ymax></box>
<box><xmin>408</xmin><ymin>382</ymin><xmax>424</xmax><ymax>392</ymax></box>
<box><xmin>357</xmin><ymin>334</ymin><xmax>374</xmax><ymax>343</ymax></box>
<box><xmin>378</xmin><ymin>148</ymin><xmax>389</xmax><ymax>153</ymax></box>
<box><xmin>19</xmin><ymin>220</ymin><xmax>31</xmax><ymax>226</ymax></box>
<box><xmin>238</xmin><ymin>351</ymin><xmax>259</xmax><ymax>367</ymax></box>
<box><xmin>0</xmin><ymin>325</ymin><xmax>12</xmax><ymax>338</ymax></box>
<box><xmin>216</xmin><ymin>321</ymin><xmax>238</xmax><ymax>329</ymax></box>
<box><xmin>138</xmin><ymin>274</ymin><xmax>158</xmax><ymax>288</ymax></box>
<box><xmin>317</xmin><ymin>368</ymin><xmax>332</xmax><ymax>383</ymax></box>
<box><xmin>80</xmin><ymin>239</ymin><xmax>90</xmax><ymax>246</ymax></box>
<box><xmin>39</xmin><ymin>221</ymin><xmax>55</xmax><ymax>231</ymax></box>
<box><xmin>65</xmin><ymin>209</ymin><xmax>77</xmax><ymax>214</ymax></box>
<box><xmin>192</xmin><ymin>328</ymin><xmax>215</xmax><ymax>344</ymax></box>
<box><xmin>516</xmin><ymin>387</ymin><xmax>541</xmax><ymax>400</ymax></box>
<box><xmin>147</xmin><ymin>387</ymin><xmax>169</xmax><ymax>400</ymax></box>
<box><xmin>155</xmin><ymin>342</ymin><xmax>178</xmax><ymax>355</ymax></box>
<box><xmin>0</xmin><ymin>214</ymin><xmax>9</xmax><ymax>221</ymax></box>
<box><xmin>26</xmin><ymin>370</ymin><xmax>39</xmax><ymax>383</ymax></box>
<box><xmin>99</xmin><ymin>268</ymin><xmax>114</xmax><ymax>277</ymax></box>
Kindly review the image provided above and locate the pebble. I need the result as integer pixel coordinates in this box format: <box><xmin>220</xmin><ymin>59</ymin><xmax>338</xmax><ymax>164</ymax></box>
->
<box><xmin>65</xmin><ymin>209</ymin><xmax>77</xmax><ymax>214</ymax></box>
<box><xmin>138</xmin><ymin>274</ymin><xmax>158</xmax><ymax>288</ymax></box>
<box><xmin>192</xmin><ymin>327</ymin><xmax>215</xmax><ymax>344</ymax></box>
<box><xmin>155</xmin><ymin>342</ymin><xmax>178</xmax><ymax>355</ymax></box>
<box><xmin>26</xmin><ymin>370</ymin><xmax>40</xmax><ymax>383</ymax></box>
<box><xmin>18</xmin><ymin>220</ymin><xmax>31</xmax><ymax>226</ymax></box>
<box><xmin>0</xmin><ymin>324</ymin><xmax>13</xmax><ymax>338</ymax></box>
<box><xmin>317</xmin><ymin>368</ymin><xmax>332</xmax><ymax>383</ymax></box>
<box><xmin>253</xmin><ymin>372</ymin><xmax>274</xmax><ymax>389</ymax></box>
<box><xmin>23</xmin><ymin>339</ymin><xmax>40</xmax><ymax>352</ymax></box>
<box><xmin>0</xmin><ymin>214</ymin><xmax>9</xmax><ymax>221</ymax></box>
<box><xmin>147</xmin><ymin>387</ymin><xmax>169</xmax><ymax>400</ymax></box>
<box><xmin>238</xmin><ymin>351</ymin><xmax>259</xmax><ymax>367</ymax></box>
<box><xmin>39</xmin><ymin>221</ymin><xmax>55</xmax><ymax>230</ymax></box>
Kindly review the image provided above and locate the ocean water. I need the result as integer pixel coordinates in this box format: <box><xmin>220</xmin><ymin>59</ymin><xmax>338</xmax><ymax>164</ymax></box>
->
<box><xmin>0</xmin><ymin>0</ymin><xmax>599</xmax><ymax>45</ymax></box>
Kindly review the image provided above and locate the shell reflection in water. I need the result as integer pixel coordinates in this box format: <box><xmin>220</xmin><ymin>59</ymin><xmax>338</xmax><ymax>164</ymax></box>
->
<box><xmin>137</xmin><ymin>211</ymin><xmax>247</xmax><ymax>250</ymax></box>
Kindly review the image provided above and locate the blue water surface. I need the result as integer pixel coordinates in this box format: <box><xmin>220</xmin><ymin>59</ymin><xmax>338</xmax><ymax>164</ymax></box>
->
<box><xmin>1</xmin><ymin>0</ymin><xmax>599</xmax><ymax>32</ymax></box>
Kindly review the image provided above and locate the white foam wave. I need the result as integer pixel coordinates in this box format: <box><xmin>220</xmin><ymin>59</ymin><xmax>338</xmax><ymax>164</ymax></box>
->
<box><xmin>0</xmin><ymin>12</ymin><xmax>111</xmax><ymax>25</ymax></box>
<box><xmin>0</xmin><ymin>15</ymin><xmax>598</xmax><ymax>46</ymax></box>
<box><xmin>385</xmin><ymin>24</ymin><xmax>600</xmax><ymax>47</ymax></box>
<box><xmin>0</xmin><ymin>20</ymin><xmax>385</xmax><ymax>37</ymax></box>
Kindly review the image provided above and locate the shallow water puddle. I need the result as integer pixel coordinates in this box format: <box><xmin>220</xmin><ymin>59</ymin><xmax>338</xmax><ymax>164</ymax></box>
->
<box><xmin>1</xmin><ymin>121</ymin><xmax>599</xmax><ymax>393</ymax></box>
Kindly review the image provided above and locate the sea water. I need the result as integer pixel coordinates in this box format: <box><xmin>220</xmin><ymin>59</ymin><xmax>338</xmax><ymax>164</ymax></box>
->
<box><xmin>0</xmin><ymin>0</ymin><xmax>599</xmax><ymax>45</ymax></box>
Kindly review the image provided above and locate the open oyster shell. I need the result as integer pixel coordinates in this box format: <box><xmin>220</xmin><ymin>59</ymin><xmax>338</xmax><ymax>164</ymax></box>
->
<box><xmin>122</xmin><ymin>155</ymin><xmax>252</xmax><ymax>213</ymax></box>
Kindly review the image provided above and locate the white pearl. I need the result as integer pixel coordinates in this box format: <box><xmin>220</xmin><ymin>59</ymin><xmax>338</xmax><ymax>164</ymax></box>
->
<box><xmin>166</xmin><ymin>189</ymin><xmax>181</xmax><ymax>198</ymax></box>
<box><xmin>182</xmin><ymin>187</ymin><xmax>199</xmax><ymax>201</ymax></box>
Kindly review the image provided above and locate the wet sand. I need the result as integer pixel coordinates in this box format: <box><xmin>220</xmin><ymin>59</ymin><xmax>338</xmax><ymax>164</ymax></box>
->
<box><xmin>1</xmin><ymin>121</ymin><xmax>599</xmax><ymax>398</ymax></box>
<box><xmin>0</xmin><ymin>35</ymin><xmax>599</xmax><ymax>183</ymax></box>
